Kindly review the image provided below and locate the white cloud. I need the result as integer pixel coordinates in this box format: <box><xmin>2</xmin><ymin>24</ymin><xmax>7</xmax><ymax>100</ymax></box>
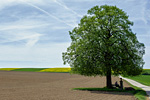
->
<box><xmin>54</xmin><ymin>0</ymin><xmax>82</xmax><ymax>17</ymax></box>
<box><xmin>0</xmin><ymin>42</ymin><xmax>70</xmax><ymax>68</ymax></box>
<box><xmin>126</xmin><ymin>0</ymin><xmax>148</xmax><ymax>24</ymax></box>
<box><xmin>0</xmin><ymin>0</ymin><xmax>21</xmax><ymax>10</ymax></box>
<box><xmin>0</xmin><ymin>31</ymin><xmax>43</xmax><ymax>47</ymax></box>
<box><xmin>25</xmin><ymin>33</ymin><xmax>43</xmax><ymax>47</ymax></box>
<box><xmin>144</xmin><ymin>46</ymin><xmax>150</xmax><ymax>69</ymax></box>
<box><xmin>0</xmin><ymin>24</ymin><xmax>49</xmax><ymax>31</ymax></box>
<box><xmin>21</xmin><ymin>0</ymin><xmax>74</xmax><ymax>27</ymax></box>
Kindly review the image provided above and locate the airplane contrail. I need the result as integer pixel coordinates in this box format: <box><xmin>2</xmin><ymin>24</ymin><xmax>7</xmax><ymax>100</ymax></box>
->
<box><xmin>54</xmin><ymin>0</ymin><xmax>82</xmax><ymax>18</ymax></box>
<box><xmin>21</xmin><ymin>0</ymin><xmax>74</xmax><ymax>28</ymax></box>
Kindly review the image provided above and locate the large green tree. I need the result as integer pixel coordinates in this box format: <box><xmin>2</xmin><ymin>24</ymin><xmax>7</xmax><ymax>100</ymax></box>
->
<box><xmin>62</xmin><ymin>5</ymin><xmax>145</xmax><ymax>88</ymax></box>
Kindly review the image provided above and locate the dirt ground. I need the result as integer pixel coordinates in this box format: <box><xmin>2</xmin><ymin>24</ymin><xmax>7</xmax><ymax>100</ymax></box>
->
<box><xmin>0</xmin><ymin>71</ymin><xmax>137</xmax><ymax>100</ymax></box>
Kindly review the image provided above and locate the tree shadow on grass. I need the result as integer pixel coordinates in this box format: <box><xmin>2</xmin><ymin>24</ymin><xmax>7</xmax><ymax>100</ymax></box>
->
<box><xmin>73</xmin><ymin>87</ymin><xmax>147</xmax><ymax>96</ymax></box>
<box><xmin>90</xmin><ymin>90</ymin><xmax>133</xmax><ymax>96</ymax></box>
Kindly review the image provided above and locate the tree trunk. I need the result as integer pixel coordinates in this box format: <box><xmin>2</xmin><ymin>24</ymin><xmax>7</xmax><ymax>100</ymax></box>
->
<box><xmin>106</xmin><ymin>67</ymin><xmax>112</xmax><ymax>88</ymax></box>
<box><xmin>105</xmin><ymin>31</ymin><xmax>113</xmax><ymax>88</ymax></box>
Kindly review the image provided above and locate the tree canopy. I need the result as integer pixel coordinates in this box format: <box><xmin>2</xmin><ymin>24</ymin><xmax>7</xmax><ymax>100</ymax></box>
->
<box><xmin>62</xmin><ymin>5</ymin><xmax>145</xmax><ymax>88</ymax></box>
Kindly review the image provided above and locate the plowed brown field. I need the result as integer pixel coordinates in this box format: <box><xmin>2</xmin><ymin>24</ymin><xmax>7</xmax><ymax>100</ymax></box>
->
<box><xmin>0</xmin><ymin>71</ymin><xmax>137</xmax><ymax>100</ymax></box>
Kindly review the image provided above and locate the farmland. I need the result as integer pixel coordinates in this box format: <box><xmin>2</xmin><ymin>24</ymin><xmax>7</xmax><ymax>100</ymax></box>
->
<box><xmin>0</xmin><ymin>68</ymin><xmax>71</xmax><ymax>73</ymax></box>
<box><xmin>0</xmin><ymin>68</ymin><xmax>148</xmax><ymax>99</ymax></box>
<box><xmin>0</xmin><ymin>68</ymin><xmax>149</xmax><ymax>86</ymax></box>
<box><xmin>0</xmin><ymin>71</ymin><xmax>137</xmax><ymax>100</ymax></box>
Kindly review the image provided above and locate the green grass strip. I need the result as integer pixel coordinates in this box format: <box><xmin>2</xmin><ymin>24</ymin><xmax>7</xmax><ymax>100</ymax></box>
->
<box><xmin>73</xmin><ymin>87</ymin><xmax>147</xmax><ymax>100</ymax></box>
<box><xmin>73</xmin><ymin>87</ymin><xmax>126</xmax><ymax>92</ymax></box>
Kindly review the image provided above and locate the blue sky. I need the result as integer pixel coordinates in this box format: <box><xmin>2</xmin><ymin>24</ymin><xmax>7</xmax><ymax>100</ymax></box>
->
<box><xmin>0</xmin><ymin>0</ymin><xmax>149</xmax><ymax>68</ymax></box>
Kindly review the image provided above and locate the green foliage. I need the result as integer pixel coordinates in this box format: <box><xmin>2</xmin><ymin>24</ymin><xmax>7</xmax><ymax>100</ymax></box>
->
<box><xmin>62</xmin><ymin>5</ymin><xmax>145</xmax><ymax>77</ymax></box>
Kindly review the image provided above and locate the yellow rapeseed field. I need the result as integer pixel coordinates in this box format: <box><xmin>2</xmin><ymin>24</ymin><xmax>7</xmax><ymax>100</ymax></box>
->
<box><xmin>39</xmin><ymin>68</ymin><xmax>71</xmax><ymax>72</ymax></box>
<box><xmin>0</xmin><ymin>68</ymin><xmax>20</xmax><ymax>71</ymax></box>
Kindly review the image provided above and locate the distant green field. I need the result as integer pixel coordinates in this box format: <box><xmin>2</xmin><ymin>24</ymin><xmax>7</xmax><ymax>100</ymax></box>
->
<box><xmin>125</xmin><ymin>69</ymin><xmax>150</xmax><ymax>86</ymax></box>
<box><xmin>142</xmin><ymin>69</ymin><xmax>150</xmax><ymax>75</ymax></box>
<box><xmin>12</xmin><ymin>68</ymin><xmax>47</xmax><ymax>72</ymax></box>
<box><xmin>0</xmin><ymin>68</ymin><xmax>71</xmax><ymax>73</ymax></box>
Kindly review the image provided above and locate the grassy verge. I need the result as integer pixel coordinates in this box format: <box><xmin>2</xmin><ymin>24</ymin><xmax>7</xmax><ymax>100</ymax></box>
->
<box><xmin>123</xmin><ymin>79</ymin><xmax>148</xmax><ymax>100</ymax></box>
<box><xmin>129</xmin><ymin>84</ymin><xmax>147</xmax><ymax>100</ymax></box>
<box><xmin>125</xmin><ymin>75</ymin><xmax>150</xmax><ymax>86</ymax></box>
<box><xmin>124</xmin><ymin>69</ymin><xmax>150</xmax><ymax>86</ymax></box>
<box><xmin>73</xmin><ymin>86</ymin><xmax>147</xmax><ymax>100</ymax></box>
